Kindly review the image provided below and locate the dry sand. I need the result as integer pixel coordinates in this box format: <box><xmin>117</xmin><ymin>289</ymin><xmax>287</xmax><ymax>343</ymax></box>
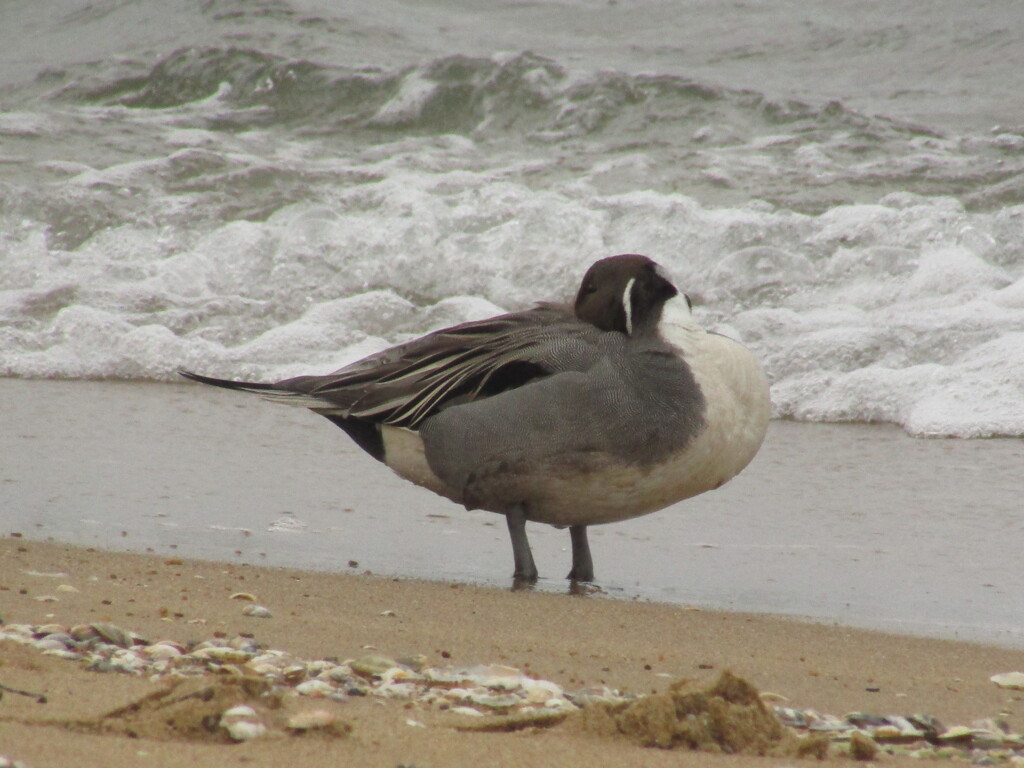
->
<box><xmin>2</xmin><ymin>538</ymin><xmax>1023</xmax><ymax>767</ymax></box>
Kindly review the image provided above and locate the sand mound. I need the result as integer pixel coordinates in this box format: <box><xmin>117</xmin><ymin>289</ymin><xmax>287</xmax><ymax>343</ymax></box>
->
<box><xmin>576</xmin><ymin>671</ymin><xmax>815</xmax><ymax>756</ymax></box>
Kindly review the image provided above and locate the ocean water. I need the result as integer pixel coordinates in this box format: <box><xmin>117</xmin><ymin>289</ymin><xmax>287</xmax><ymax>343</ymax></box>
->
<box><xmin>2</xmin><ymin>0</ymin><xmax>1023</xmax><ymax>437</ymax></box>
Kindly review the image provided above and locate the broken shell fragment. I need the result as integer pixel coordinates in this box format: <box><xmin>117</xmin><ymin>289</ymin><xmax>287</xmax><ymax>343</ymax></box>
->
<box><xmin>991</xmin><ymin>672</ymin><xmax>1024</xmax><ymax>690</ymax></box>
<box><xmin>92</xmin><ymin>622</ymin><xmax>135</xmax><ymax>648</ymax></box>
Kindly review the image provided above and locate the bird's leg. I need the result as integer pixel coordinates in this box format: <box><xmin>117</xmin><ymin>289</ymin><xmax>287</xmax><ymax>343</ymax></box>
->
<box><xmin>505</xmin><ymin>504</ymin><xmax>538</xmax><ymax>583</ymax></box>
<box><xmin>567</xmin><ymin>525</ymin><xmax>594</xmax><ymax>582</ymax></box>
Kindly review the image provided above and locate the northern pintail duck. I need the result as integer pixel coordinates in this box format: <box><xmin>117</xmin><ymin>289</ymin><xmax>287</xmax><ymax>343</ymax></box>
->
<box><xmin>180</xmin><ymin>254</ymin><xmax>770</xmax><ymax>582</ymax></box>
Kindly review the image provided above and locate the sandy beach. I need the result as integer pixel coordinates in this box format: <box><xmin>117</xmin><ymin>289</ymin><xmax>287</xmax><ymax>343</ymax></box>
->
<box><xmin>3</xmin><ymin>537</ymin><xmax>1024</xmax><ymax>767</ymax></box>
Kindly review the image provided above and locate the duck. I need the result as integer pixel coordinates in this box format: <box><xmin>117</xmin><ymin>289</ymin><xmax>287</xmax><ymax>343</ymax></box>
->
<box><xmin>179</xmin><ymin>254</ymin><xmax>770</xmax><ymax>583</ymax></box>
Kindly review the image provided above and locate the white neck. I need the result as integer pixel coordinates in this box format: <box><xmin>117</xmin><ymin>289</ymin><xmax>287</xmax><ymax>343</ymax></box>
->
<box><xmin>657</xmin><ymin>293</ymin><xmax>704</xmax><ymax>350</ymax></box>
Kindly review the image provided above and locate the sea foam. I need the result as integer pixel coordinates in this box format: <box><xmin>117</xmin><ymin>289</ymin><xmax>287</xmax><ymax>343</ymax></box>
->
<box><xmin>2</xmin><ymin>172</ymin><xmax>1022</xmax><ymax>438</ymax></box>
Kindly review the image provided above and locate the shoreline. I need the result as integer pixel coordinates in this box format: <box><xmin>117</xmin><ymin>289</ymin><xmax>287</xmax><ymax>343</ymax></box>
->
<box><xmin>2</xmin><ymin>538</ymin><xmax>1024</xmax><ymax>767</ymax></box>
<box><xmin>4</xmin><ymin>378</ymin><xmax>1023</xmax><ymax>648</ymax></box>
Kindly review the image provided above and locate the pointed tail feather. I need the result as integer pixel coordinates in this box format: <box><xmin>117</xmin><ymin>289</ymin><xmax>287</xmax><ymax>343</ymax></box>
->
<box><xmin>177</xmin><ymin>368</ymin><xmax>279</xmax><ymax>393</ymax></box>
<box><xmin>177</xmin><ymin>368</ymin><xmax>345</xmax><ymax>411</ymax></box>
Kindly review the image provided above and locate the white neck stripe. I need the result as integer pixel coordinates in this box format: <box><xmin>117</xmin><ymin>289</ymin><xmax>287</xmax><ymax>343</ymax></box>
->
<box><xmin>622</xmin><ymin>277</ymin><xmax>636</xmax><ymax>336</ymax></box>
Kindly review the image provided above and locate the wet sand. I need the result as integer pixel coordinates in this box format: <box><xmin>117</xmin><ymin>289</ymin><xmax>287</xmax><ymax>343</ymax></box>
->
<box><xmin>2</xmin><ymin>378</ymin><xmax>1022</xmax><ymax>645</ymax></box>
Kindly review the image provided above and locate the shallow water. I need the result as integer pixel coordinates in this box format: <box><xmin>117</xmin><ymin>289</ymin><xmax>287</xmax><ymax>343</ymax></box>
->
<box><xmin>3</xmin><ymin>378</ymin><xmax>1022</xmax><ymax>647</ymax></box>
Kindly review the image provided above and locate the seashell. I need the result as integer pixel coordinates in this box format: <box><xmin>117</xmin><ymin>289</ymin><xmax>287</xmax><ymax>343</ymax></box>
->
<box><xmin>242</xmin><ymin>604</ymin><xmax>272</xmax><ymax>619</ymax></box>
<box><xmin>970</xmin><ymin>718</ymin><xmax>1006</xmax><ymax>733</ymax></box>
<box><xmin>250</xmin><ymin>650</ymin><xmax>287</xmax><ymax>664</ymax></box>
<box><xmin>872</xmin><ymin>725</ymin><xmax>906</xmax><ymax>740</ymax></box>
<box><xmin>381</xmin><ymin>667</ymin><xmax>420</xmax><ymax>685</ymax></box>
<box><xmin>143</xmin><ymin>643</ymin><xmax>183</xmax><ymax>661</ymax></box>
<box><xmin>33</xmin><ymin>595</ymin><xmax>58</xmax><ymax>603</ymax></box>
<box><xmin>774</xmin><ymin>707</ymin><xmax>809</xmax><ymax>728</ymax></box>
<box><xmin>192</xmin><ymin>647</ymin><xmax>253</xmax><ymax>663</ymax></box>
<box><xmin>990</xmin><ymin>672</ymin><xmax>1024</xmax><ymax>690</ymax></box>
<box><xmin>468</xmin><ymin>693</ymin><xmax>519</xmax><ymax>710</ymax></box>
<box><xmin>34</xmin><ymin>623</ymin><xmax>67</xmax><ymax>636</ymax></box>
<box><xmin>939</xmin><ymin>725</ymin><xmax>975</xmax><ymax>741</ymax></box>
<box><xmin>844</xmin><ymin>712</ymin><xmax>889</xmax><ymax>728</ymax></box>
<box><xmin>883</xmin><ymin>716</ymin><xmax>924</xmax><ymax>737</ymax></box>
<box><xmin>224</xmin><ymin>720</ymin><xmax>266</xmax><ymax>742</ymax></box>
<box><xmin>906</xmin><ymin>714</ymin><xmax>943</xmax><ymax>736</ymax></box>
<box><xmin>248</xmin><ymin>662</ymin><xmax>284</xmax><ymax>677</ymax></box>
<box><xmin>287</xmin><ymin>710</ymin><xmax>336</xmax><ymax>731</ymax></box>
<box><xmin>42</xmin><ymin>648</ymin><xmax>82</xmax><ymax>661</ymax></box>
<box><xmin>108</xmin><ymin>651</ymin><xmax>146</xmax><ymax>674</ymax></box>
<box><xmin>376</xmin><ymin>682</ymin><xmax>417</xmax><ymax>699</ymax></box>
<box><xmin>567</xmin><ymin>685</ymin><xmax>625</xmax><ymax>707</ymax></box>
<box><xmin>282</xmin><ymin>664</ymin><xmax>308</xmax><ymax>684</ymax></box>
<box><xmin>230</xmin><ymin>592</ymin><xmax>257</xmax><ymax>601</ymax></box>
<box><xmin>69</xmin><ymin>624</ymin><xmax>101</xmax><ymax>642</ymax></box>
<box><xmin>228</xmin><ymin>636</ymin><xmax>260</xmax><ymax>653</ymax></box>
<box><xmin>2</xmin><ymin>624</ymin><xmax>35</xmax><ymax>638</ymax></box>
<box><xmin>350</xmin><ymin>655</ymin><xmax>399</xmax><ymax>679</ymax></box>
<box><xmin>397</xmin><ymin>654</ymin><xmax>428</xmax><ymax>672</ymax></box>
<box><xmin>468</xmin><ymin>664</ymin><xmax>524</xmax><ymax>690</ymax></box>
<box><xmin>34</xmin><ymin>635</ymin><xmax>73</xmax><ymax>651</ymax></box>
<box><xmin>223</xmin><ymin>705</ymin><xmax>257</xmax><ymax>719</ymax></box>
<box><xmin>520</xmin><ymin>678</ymin><xmax>563</xmax><ymax>698</ymax></box>
<box><xmin>524</xmin><ymin>686</ymin><xmax>555</xmax><ymax>706</ymax></box>
<box><xmin>423</xmin><ymin>669</ymin><xmax>471</xmax><ymax>686</ymax></box>
<box><xmin>808</xmin><ymin>719</ymin><xmax>854</xmax><ymax>733</ymax></box>
<box><xmin>405</xmin><ymin>719</ymin><xmax>426</xmax><ymax>728</ymax></box>
<box><xmin>973</xmin><ymin>731</ymin><xmax>1010</xmax><ymax>749</ymax></box>
<box><xmin>91</xmin><ymin>622</ymin><xmax>133</xmax><ymax>649</ymax></box>
<box><xmin>319</xmin><ymin>665</ymin><xmax>353</xmax><ymax>683</ymax></box>
<box><xmin>295</xmin><ymin>679</ymin><xmax>334</xmax><ymax>697</ymax></box>
<box><xmin>451</xmin><ymin>706</ymin><xmax>485</xmax><ymax>717</ymax></box>
<box><xmin>57</xmin><ymin>584</ymin><xmax>79</xmax><ymax>593</ymax></box>
<box><xmin>543</xmin><ymin>697</ymin><xmax>576</xmax><ymax>711</ymax></box>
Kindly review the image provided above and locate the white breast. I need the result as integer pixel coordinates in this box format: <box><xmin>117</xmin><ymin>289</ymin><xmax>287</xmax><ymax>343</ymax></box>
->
<box><xmin>518</xmin><ymin>303</ymin><xmax>769</xmax><ymax>527</ymax></box>
<box><xmin>655</xmin><ymin>296</ymin><xmax>771</xmax><ymax>495</ymax></box>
